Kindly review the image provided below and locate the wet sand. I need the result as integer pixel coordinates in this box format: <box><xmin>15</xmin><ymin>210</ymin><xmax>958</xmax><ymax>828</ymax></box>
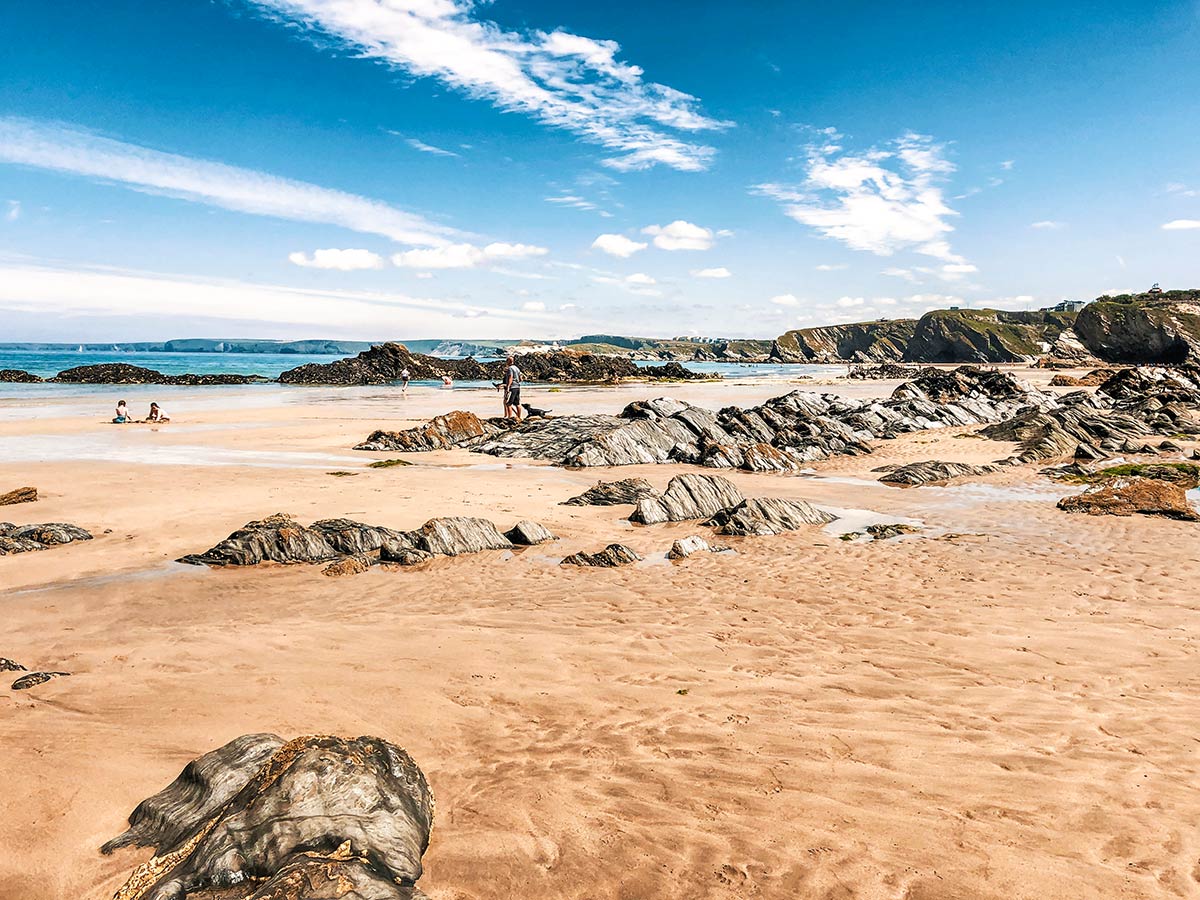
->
<box><xmin>3</xmin><ymin>368</ymin><xmax>1199</xmax><ymax>899</ymax></box>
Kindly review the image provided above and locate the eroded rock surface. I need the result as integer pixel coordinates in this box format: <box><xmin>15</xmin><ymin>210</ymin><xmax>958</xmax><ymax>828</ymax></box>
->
<box><xmin>0</xmin><ymin>486</ymin><xmax>37</xmax><ymax>506</ymax></box>
<box><xmin>667</xmin><ymin>536</ymin><xmax>712</xmax><ymax>559</ymax></box>
<box><xmin>878</xmin><ymin>460</ymin><xmax>1000</xmax><ymax>486</ymax></box>
<box><xmin>0</xmin><ymin>658</ymin><xmax>27</xmax><ymax>672</ymax></box>
<box><xmin>0</xmin><ymin>368</ymin><xmax>43</xmax><ymax>383</ymax></box>
<box><xmin>630</xmin><ymin>474</ymin><xmax>745</xmax><ymax>525</ymax></box>
<box><xmin>705</xmin><ymin>497</ymin><xmax>835</xmax><ymax>536</ymax></box>
<box><xmin>0</xmin><ymin>521</ymin><xmax>93</xmax><ymax>555</ymax></box>
<box><xmin>12</xmin><ymin>671</ymin><xmax>70</xmax><ymax>690</ymax></box>
<box><xmin>561</xmin><ymin>478</ymin><xmax>657</xmax><ymax>506</ymax></box>
<box><xmin>504</xmin><ymin>520</ymin><xmax>557</xmax><ymax>545</ymax></box>
<box><xmin>356</xmin><ymin>411</ymin><xmax>504</xmax><ymax>452</ymax></box>
<box><xmin>102</xmin><ymin>733</ymin><xmax>434</xmax><ymax>900</ymax></box>
<box><xmin>1058</xmin><ymin>477</ymin><xmax>1199</xmax><ymax>520</ymax></box>
<box><xmin>50</xmin><ymin>363</ymin><xmax>264</xmax><ymax>385</ymax></box>
<box><xmin>562</xmin><ymin>544</ymin><xmax>642</xmax><ymax>567</ymax></box>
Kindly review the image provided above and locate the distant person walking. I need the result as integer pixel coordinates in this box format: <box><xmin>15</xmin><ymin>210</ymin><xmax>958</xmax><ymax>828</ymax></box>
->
<box><xmin>502</xmin><ymin>355</ymin><xmax>522</xmax><ymax>420</ymax></box>
<box><xmin>112</xmin><ymin>400</ymin><xmax>129</xmax><ymax>424</ymax></box>
<box><xmin>400</xmin><ymin>367</ymin><xmax>410</xmax><ymax>392</ymax></box>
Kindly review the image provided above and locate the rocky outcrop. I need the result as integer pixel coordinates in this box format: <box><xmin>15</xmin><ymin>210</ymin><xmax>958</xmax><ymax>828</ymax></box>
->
<box><xmin>281</xmin><ymin>342</ymin><xmax>710</xmax><ymax>385</ymax></box>
<box><xmin>561</xmin><ymin>478</ymin><xmax>657</xmax><ymax>506</ymax></box>
<box><xmin>179</xmin><ymin>513</ymin><xmax>515</xmax><ymax>570</ymax></box>
<box><xmin>102</xmin><ymin>733</ymin><xmax>434</xmax><ymax>900</ymax></box>
<box><xmin>630</xmin><ymin>474</ymin><xmax>745</xmax><ymax>525</ymax></box>
<box><xmin>11</xmin><ymin>671</ymin><xmax>70</xmax><ymax>690</ymax></box>
<box><xmin>705</xmin><ymin>497</ymin><xmax>835</xmax><ymax>536</ymax></box>
<box><xmin>49</xmin><ymin>363</ymin><xmax>264</xmax><ymax>384</ymax></box>
<box><xmin>1049</xmin><ymin>368</ymin><xmax>1114</xmax><ymax>387</ymax></box>
<box><xmin>1073</xmin><ymin>290</ymin><xmax>1200</xmax><ymax>363</ymax></box>
<box><xmin>0</xmin><ymin>521</ymin><xmax>92</xmax><ymax>555</ymax></box>
<box><xmin>878</xmin><ymin>460</ymin><xmax>1000</xmax><ymax>485</ymax></box>
<box><xmin>0</xmin><ymin>486</ymin><xmax>37</xmax><ymax>506</ymax></box>
<box><xmin>0</xmin><ymin>369</ymin><xmax>43</xmax><ymax>383</ymax></box>
<box><xmin>1058</xmin><ymin>477</ymin><xmax>1199</xmax><ymax>520</ymax></box>
<box><xmin>847</xmin><ymin>363</ymin><xmax>924</xmax><ymax>380</ymax></box>
<box><xmin>902</xmin><ymin>309</ymin><xmax>1076</xmax><ymax>363</ymax></box>
<box><xmin>356</xmin><ymin>411</ymin><xmax>505</xmax><ymax>452</ymax></box>
<box><xmin>568</xmin><ymin>334</ymin><xmax>773</xmax><ymax>362</ymax></box>
<box><xmin>667</xmin><ymin>536</ymin><xmax>712</xmax><ymax>559</ymax></box>
<box><xmin>504</xmin><ymin>520</ymin><xmax>557</xmax><ymax>545</ymax></box>
<box><xmin>772</xmin><ymin>320</ymin><xmax>916</xmax><ymax>363</ymax></box>
<box><xmin>562</xmin><ymin>544</ymin><xmax>642</xmax><ymax>567</ymax></box>
<box><xmin>1038</xmin><ymin>329</ymin><xmax>1102</xmax><ymax>368</ymax></box>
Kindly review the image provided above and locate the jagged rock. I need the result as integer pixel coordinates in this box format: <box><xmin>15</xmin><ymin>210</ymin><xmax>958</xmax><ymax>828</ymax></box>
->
<box><xmin>667</xmin><ymin>536</ymin><xmax>711</xmax><ymax>559</ymax></box>
<box><xmin>504</xmin><ymin>520</ymin><xmax>557</xmax><ymax>545</ymax></box>
<box><xmin>0</xmin><ymin>486</ymin><xmax>37</xmax><ymax>506</ymax></box>
<box><xmin>1159</xmin><ymin>439</ymin><xmax>1182</xmax><ymax>452</ymax></box>
<box><xmin>1075</xmin><ymin>443</ymin><xmax>1107</xmax><ymax>460</ymax></box>
<box><xmin>878</xmin><ymin>460</ymin><xmax>1000</xmax><ymax>485</ymax></box>
<box><xmin>0</xmin><ymin>521</ymin><xmax>93</xmax><ymax>555</ymax></box>
<box><xmin>1074</xmin><ymin>290</ymin><xmax>1200</xmax><ymax>363</ymax></box>
<box><xmin>562</xmin><ymin>544</ymin><xmax>642</xmax><ymax>567</ymax></box>
<box><xmin>102</xmin><ymin>734</ymin><xmax>434</xmax><ymax>900</ymax></box>
<box><xmin>322</xmin><ymin>554</ymin><xmax>375</xmax><ymax>577</ymax></box>
<box><xmin>380</xmin><ymin>545</ymin><xmax>435</xmax><ymax>566</ymax></box>
<box><xmin>356</xmin><ymin>411</ymin><xmax>503</xmax><ymax>452</ymax></box>
<box><xmin>12</xmin><ymin>671</ymin><xmax>70</xmax><ymax>690</ymax></box>
<box><xmin>416</xmin><ymin>517</ymin><xmax>512</xmax><ymax>556</ymax></box>
<box><xmin>620</xmin><ymin>398</ymin><xmax>692</xmax><ymax>420</ymax></box>
<box><xmin>311</xmin><ymin>519</ymin><xmax>411</xmax><ymax>555</ymax></box>
<box><xmin>0</xmin><ymin>368</ymin><xmax>43</xmax><ymax>383</ymax></box>
<box><xmin>1049</xmin><ymin>368</ymin><xmax>1114</xmax><ymax>387</ymax></box>
<box><xmin>847</xmin><ymin>363</ymin><xmax>924</xmax><ymax>380</ymax></box>
<box><xmin>49</xmin><ymin>363</ymin><xmax>263</xmax><ymax>385</ymax></box>
<box><xmin>866</xmin><ymin>523</ymin><xmax>922</xmax><ymax>540</ymax></box>
<box><xmin>630</xmin><ymin>473</ymin><xmax>745</xmax><ymax>525</ymax></box>
<box><xmin>1039</xmin><ymin>329</ymin><xmax>1103</xmax><ymax>368</ymax></box>
<box><xmin>561</xmin><ymin>478</ymin><xmax>657</xmax><ymax>506</ymax></box>
<box><xmin>0</xmin><ymin>658</ymin><xmax>27</xmax><ymax>672</ymax></box>
<box><xmin>1058</xmin><ymin>477</ymin><xmax>1199</xmax><ymax>520</ymax></box>
<box><xmin>705</xmin><ymin>497</ymin><xmax>835</xmax><ymax>536</ymax></box>
<box><xmin>178</xmin><ymin>514</ymin><xmax>342</xmax><ymax>566</ymax></box>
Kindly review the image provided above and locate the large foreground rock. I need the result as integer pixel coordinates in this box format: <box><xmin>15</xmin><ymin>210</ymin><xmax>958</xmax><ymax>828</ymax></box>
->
<box><xmin>0</xmin><ymin>521</ymin><xmax>93</xmax><ymax>555</ymax></box>
<box><xmin>102</xmin><ymin>733</ymin><xmax>434</xmax><ymax>900</ymax></box>
<box><xmin>1057</xmin><ymin>477</ymin><xmax>1199</xmax><ymax>521</ymax></box>
<box><xmin>878</xmin><ymin>460</ymin><xmax>1000</xmax><ymax>485</ymax></box>
<box><xmin>705</xmin><ymin>497</ymin><xmax>835</xmax><ymax>536</ymax></box>
<box><xmin>630</xmin><ymin>473</ymin><xmax>745</xmax><ymax>524</ymax></box>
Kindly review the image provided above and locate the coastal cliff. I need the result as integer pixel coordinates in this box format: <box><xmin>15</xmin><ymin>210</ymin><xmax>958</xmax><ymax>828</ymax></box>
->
<box><xmin>770</xmin><ymin>320</ymin><xmax>916</xmax><ymax>362</ymax></box>
<box><xmin>1073</xmin><ymin>290</ymin><xmax>1200</xmax><ymax>364</ymax></box>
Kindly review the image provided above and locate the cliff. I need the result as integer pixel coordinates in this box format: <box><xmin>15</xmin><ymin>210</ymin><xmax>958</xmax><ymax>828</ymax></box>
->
<box><xmin>1073</xmin><ymin>290</ymin><xmax>1200</xmax><ymax>364</ymax></box>
<box><xmin>771</xmin><ymin>320</ymin><xmax>916</xmax><ymax>363</ymax></box>
<box><xmin>902</xmin><ymin>309</ymin><xmax>1076</xmax><ymax>363</ymax></box>
<box><xmin>568</xmin><ymin>335</ymin><xmax>773</xmax><ymax>362</ymax></box>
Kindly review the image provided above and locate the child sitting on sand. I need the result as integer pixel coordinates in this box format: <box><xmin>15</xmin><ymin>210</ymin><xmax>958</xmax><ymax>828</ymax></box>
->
<box><xmin>113</xmin><ymin>400</ymin><xmax>129</xmax><ymax>424</ymax></box>
<box><xmin>146</xmin><ymin>402</ymin><xmax>170</xmax><ymax>423</ymax></box>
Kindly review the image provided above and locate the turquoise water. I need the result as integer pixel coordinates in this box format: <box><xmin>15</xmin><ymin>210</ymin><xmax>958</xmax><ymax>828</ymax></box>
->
<box><xmin>0</xmin><ymin>349</ymin><xmax>341</xmax><ymax>379</ymax></box>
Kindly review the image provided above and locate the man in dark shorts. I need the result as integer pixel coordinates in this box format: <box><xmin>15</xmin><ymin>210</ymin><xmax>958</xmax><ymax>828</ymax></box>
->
<box><xmin>502</xmin><ymin>355</ymin><xmax>522</xmax><ymax>420</ymax></box>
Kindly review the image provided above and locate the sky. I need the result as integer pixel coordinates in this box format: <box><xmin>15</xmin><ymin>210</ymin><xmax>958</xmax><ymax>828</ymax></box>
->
<box><xmin>1</xmin><ymin>0</ymin><xmax>1198</xmax><ymax>342</ymax></box>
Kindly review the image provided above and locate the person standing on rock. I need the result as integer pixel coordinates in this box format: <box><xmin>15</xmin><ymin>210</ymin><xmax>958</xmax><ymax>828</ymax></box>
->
<box><xmin>502</xmin><ymin>355</ymin><xmax>523</xmax><ymax>420</ymax></box>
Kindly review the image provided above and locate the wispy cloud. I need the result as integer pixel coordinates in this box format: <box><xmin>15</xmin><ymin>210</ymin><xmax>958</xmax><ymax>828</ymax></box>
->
<box><xmin>248</xmin><ymin>0</ymin><xmax>729</xmax><ymax>171</ymax></box>
<box><xmin>642</xmin><ymin>220</ymin><xmax>715</xmax><ymax>250</ymax></box>
<box><xmin>755</xmin><ymin>130</ymin><xmax>967</xmax><ymax>264</ymax></box>
<box><xmin>814</xmin><ymin>263</ymin><xmax>846</xmax><ymax>271</ymax></box>
<box><xmin>591</xmin><ymin>233</ymin><xmax>647</xmax><ymax>257</ymax></box>
<box><xmin>692</xmin><ymin>266</ymin><xmax>731</xmax><ymax>278</ymax></box>
<box><xmin>404</xmin><ymin>137</ymin><xmax>459</xmax><ymax>158</ymax></box>
<box><xmin>391</xmin><ymin>241</ymin><xmax>548</xmax><ymax>269</ymax></box>
<box><xmin>1166</xmin><ymin>182</ymin><xmax>1198</xmax><ymax>198</ymax></box>
<box><xmin>1162</xmin><ymin>219</ymin><xmax>1200</xmax><ymax>230</ymax></box>
<box><xmin>0</xmin><ymin>117</ymin><xmax>459</xmax><ymax>245</ymax></box>
<box><xmin>1030</xmin><ymin>220</ymin><xmax>1065</xmax><ymax>229</ymax></box>
<box><xmin>4</xmin><ymin>200</ymin><xmax>19</xmax><ymax>222</ymax></box>
<box><xmin>288</xmin><ymin>248</ymin><xmax>384</xmax><ymax>270</ymax></box>
<box><xmin>770</xmin><ymin>293</ymin><xmax>799</xmax><ymax>306</ymax></box>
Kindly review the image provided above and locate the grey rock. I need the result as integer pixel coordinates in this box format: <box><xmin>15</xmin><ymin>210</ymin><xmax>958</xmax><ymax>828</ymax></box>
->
<box><xmin>0</xmin><ymin>521</ymin><xmax>93</xmax><ymax>555</ymax></box>
<box><xmin>178</xmin><ymin>514</ymin><xmax>342</xmax><ymax>566</ymax></box>
<box><xmin>562</xmin><ymin>544</ymin><xmax>642</xmax><ymax>567</ymax></box>
<box><xmin>380</xmin><ymin>545</ymin><xmax>435</xmax><ymax>566</ymax></box>
<box><xmin>630</xmin><ymin>473</ymin><xmax>745</xmax><ymax>525</ymax></box>
<box><xmin>561</xmin><ymin>478</ymin><xmax>657</xmax><ymax>506</ymax></box>
<box><xmin>356</xmin><ymin>411</ymin><xmax>503</xmax><ymax>452</ymax></box>
<box><xmin>102</xmin><ymin>734</ymin><xmax>434</xmax><ymax>900</ymax></box>
<box><xmin>705</xmin><ymin>497</ymin><xmax>836</xmax><ymax>536</ymax></box>
<box><xmin>11</xmin><ymin>671</ymin><xmax>70</xmax><ymax>690</ymax></box>
<box><xmin>504</xmin><ymin>520</ymin><xmax>557</xmax><ymax>545</ymax></box>
<box><xmin>415</xmin><ymin>517</ymin><xmax>512</xmax><ymax>556</ymax></box>
<box><xmin>667</xmin><ymin>536</ymin><xmax>711</xmax><ymax>559</ymax></box>
<box><xmin>878</xmin><ymin>460</ymin><xmax>1000</xmax><ymax>485</ymax></box>
<box><xmin>312</xmin><ymin>518</ymin><xmax>412</xmax><ymax>555</ymax></box>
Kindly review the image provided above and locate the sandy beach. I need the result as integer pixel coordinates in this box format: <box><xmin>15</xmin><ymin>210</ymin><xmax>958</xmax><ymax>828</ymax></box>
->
<box><xmin>3</xmin><ymin>369</ymin><xmax>1200</xmax><ymax>900</ymax></box>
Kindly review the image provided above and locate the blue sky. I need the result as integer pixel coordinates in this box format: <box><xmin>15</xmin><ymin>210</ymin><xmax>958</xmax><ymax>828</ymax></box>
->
<box><xmin>1</xmin><ymin>0</ymin><xmax>1197</xmax><ymax>341</ymax></box>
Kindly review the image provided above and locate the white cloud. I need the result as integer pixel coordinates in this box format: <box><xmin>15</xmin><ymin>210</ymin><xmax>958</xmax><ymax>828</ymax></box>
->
<box><xmin>4</xmin><ymin>200</ymin><xmax>19</xmax><ymax>222</ymax></box>
<box><xmin>814</xmin><ymin>263</ymin><xmax>846</xmax><ymax>271</ymax></box>
<box><xmin>0</xmin><ymin>117</ymin><xmax>460</xmax><ymax>246</ymax></box>
<box><xmin>754</xmin><ymin>131</ymin><xmax>967</xmax><ymax>264</ymax></box>
<box><xmin>1030</xmin><ymin>220</ymin><xmax>1064</xmax><ymax>229</ymax></box>
<box><xmin>288</xmin><ymin>248</ymin><xmax>384</xmax><ymax>270</ymax></box>
<box><xmin>1162</xmin><ymin>219</ymin><xmax>1200</xmax><ymax>230</ymax></box>
<box><xmin>405</xmin><ymin>137</ymin><xmax>459</xmax><ymax>158</ymax></box>
<box><xmin>942</xmin><ymin>263</ymin><xmax>977</xmax><ymax>273</ymax></box>
<box><xmin>641</xmin><ymin>220</ymin><xmax>714</xmax><ymax>250</ymax></box>
<box><xmin>545</xmin><ymin>194</ymin><xmax>598</xmax><ymax>212</ymax></box>
<box><xmin>625</xmin><ymin>272</ymin><xmax>656</xmax><ymax>285</ymax></box>
<box><xmin>521</xmin><ymin>300</ymin><xmax>546</xmax><ymax>311</ymax></box>
<box><xmin>882</xmin><ymin>267</ymin><xmax>916</xmax><ymax>282</ymax></box>
<box><xmin>1000</xmin><ymin>160</ymin><xmax>1015</xmax><ymax>170</ymax></box>
<box><xmin>591</xmin><ymin>233</ymin><xmax>647</xmax><ymax>257</ymax></box>
<box><xmin>692</xmin><ymin>266</ymin><xmax>731</xmax><ymax>278</ymax></box>
<box><xmin>770</xmin><ymin>293</ymin><xmax>799</xmax><ymax>306</ymax></box>
<box><xmin>391</xmin><ymin>241</ymin><xmax>548</xmax><ymax>269</ymax></box>
<box><xmin>247</xmin><ymin>0</ymin><xmax>728</xmax><ymax>172</ymax></box>
<box><xmin>1166</xmin><ymin>182</ymin><xmax>1198</xmax><ymax>198</ymax></box>
<box><xmin>835</xmin><ymin>296</ymin><xmax>865</xmax><ymax>308</ymax></box>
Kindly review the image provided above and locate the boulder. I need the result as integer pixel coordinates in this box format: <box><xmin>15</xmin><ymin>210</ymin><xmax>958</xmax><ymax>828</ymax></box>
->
<box><xmin>356</xmin><ymin>411</ymin><xmax>502</xmax><ymax>452</ymax></box>
<box><xmin>0</xmin><ymin>521</ymin><xmax>93</xmax><ymax>555</ymax></box>
<box><xmin>878</xmin><ymin>460</ymin><xmax>1000</xmax><ymax>486</ymax></box>
<box><xmin>630</xmin><ymin>473</ymin><xmax>745</xmax><ymax>525</ymax></box>
<box><xmin>504</xmin><ymin>520</ymin><xmax>557</xmax><ymax>545</ymax></box>
<box><xmin>562</xmin><ymin>544</ymin><xmax>642</xmax><ymax>567</ymax></box>
<box><xmin>102</xmin><ymin>734</ymin><xmax>434</xmax><ymax>900</ymax></box>
<box><xmin>0</xmin><ymin>486</ymin><xmax>37</xmax><ymax>506</ymax></box>
<box><xmin>11</xmin><ymin>671</ymin><xmax>70</xmax><ymax>690</ymax></box>
<box><xmin>667</xmin><ymin>536</ymin><xmax>711</xmax><ymax>559</ymax></box>
<box><xmin>1057</xmin><ymin>477</ymin><xmax>1199</xmax><ymax>520</ymax></box>
<box><xmin>0</xmin><ymin>369</ymin><xmax>43</xmax><ymax>383</ymax></box>
<box><xmin>178</xmin><ymin>514</ymin><xmax>342</xmax><ymax>566</ymax></box>
<box><xmin>705</xmin><ymin>497</ymin><xmax>835</xmax><ymax>536</ymax></box>
<box><xmin>415</xmin><ymin>517</ymin><xmax>512</xmax><ymax>556</ymax></box>
<box><xmin>561</xmin><ymin>478</ymin><xmax>657</xmax><ymax>506</ymax></box>
<box><xmin>311</xmin><ymin>518</ymin><xmax>411</xmax><ymax>555</ymax></box>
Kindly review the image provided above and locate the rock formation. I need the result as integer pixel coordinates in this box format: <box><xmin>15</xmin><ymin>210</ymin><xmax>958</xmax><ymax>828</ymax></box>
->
<box><xmin>1073</xmin><ymin>290</ymin><xmax>1200</xmax><ymax>363</ymax></box>
<box><xmin>1057</xmin><ymin>477</ymin><xmax>1199</xmax><ymax>520</ymax></box>
<box><xmin>630</xmin><ymin>473</ymin><xmax>745</xmax><ymax>525</ymax></box>
<box><xmin>11</xmin><ymin>671</ymin><xmax>70</xmax><ymax>690</ymax></box>
<box><xmin>771</xmin><ymin>320</ymin><xmax>916</xmax><ymax>363</ymax></box>
<box><xmin>0</xmin><ymin>521</ymin><xmax>93</xmax><ymax>555</ymax></box>
<box><xmin>0</xmin><ymin>658</ymin><xmax>26</xmax><ymax>672</ymax></box>
<box><xmin>0</xmin><ymin>369</ymin><xmax>43</xmax><ymax>383</ymax></box>
<box><xmin>1049</xmin><ymin>369</ymin><xmax>1113</xmax><ymax>387</ymax></box>
<box><xmin>561</xmin><ymin>478</ymin><xmax>657</xmax><ymax>506</ymax></box>
<box><xmin>878</xmin><ymin>460</ymin><xmax>1000</xmax><ymax>486</ymax></box>
<box><xmin>705</xmin><ymin>497</ymin><xmax>835</xmax><ymax>536</ymax></box>
<box><xmin>667</xmin><ymin>536</ymin><xmax>712</xmax><ymax>559</ymax></box>
<box><xmin>102</xmin><ymin>733</ymin><xmax>434</xmax><ymax>900</ymax></box>
<box><xmin>280</xmin><ymin>342</ymin><xmax>710</xmax><ymax>385</ymax></box>
<box><xmin>0</xmin><ymin>486</ymin><xmax>37</xmax><ymax>506</ymax></box>
<box><xmin>49</xmin><ymin>363</ymin><xmax>264</xmax><ymax>385</ymax></box>
<box><xmin>562</xmin><ymin>544</ymin><xmax>642</xmax><ymax>567</ymax></box>
<box><xmin>356</xmin><ymin>411</ymin><xmax>505</xmax><ymax>452</ymax></box>
<box><xmin>504</xmin><ymin>520</ymin><xmax>557</xmax><ymax>545</ymax></box>
<box><xmin>847</xmin><ymin>363</ymin><xmax>925</xmax><ymax>380</ymax></box>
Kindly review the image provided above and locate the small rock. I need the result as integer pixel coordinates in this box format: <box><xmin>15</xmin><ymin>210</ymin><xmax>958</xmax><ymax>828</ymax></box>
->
<box><xmin>0</xmin><ymin>658</ymin><xmax>27</xmax><ymax>672</ymax></box>
<box><xmin>1159</xmin><ymin>439</ymin><xmax>1182</xmax><ymax>452</ymax></box>
<box><xmin>1058</xmin><ymin>477</ymin><xmax>1199</xmax><ymax>520</ymax></box>
<box><xmin>561</xmin><ymin>478</ymin><xmax>657</xmax><ymax>506</ymax></box>
<box><xmin>1074</xmin><ymin>443</ymin><xmax>1106</xmax><ymax>460</ymax></box>
<box><xmin>866</xmin><ymin>523</ymin><xmax>922</xmax><ymax>540</ymax></box>
<box><xmin>504</xmin><ymin>520</ymin><xmax>557</xmax><ymax>545</ymax></box>
<box><xmin>12</xmin><ymin>671</ymin><xmax>70</xmax><ymax>690</ymax></box>
<box><xmin>321</xmin><ymin>554</ymin><xmax>374</xmax><ymax>577</ymax></box>
<box><xmin>562</xmin><ymin>544</ymin><xmax>642</xmax><ymax>567</ymax></box>
<box><xmin>0</xmin><ymin>486</ymin><xmax>37</xmax><ymax>506</ymax></box>
<box><xmin>878</xmin><ymin>460</ymin><xmax>999</xmax><ymax>486</ymax></box>
<box><xmin>380</xmin><ymin>544</ymin><xmax>435</xmax><ymax>566</ymax></box>
<box><xmin>667</xmin><ymin>536</ymin><xmax>711</xmax><ymax>559</ymax></box>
